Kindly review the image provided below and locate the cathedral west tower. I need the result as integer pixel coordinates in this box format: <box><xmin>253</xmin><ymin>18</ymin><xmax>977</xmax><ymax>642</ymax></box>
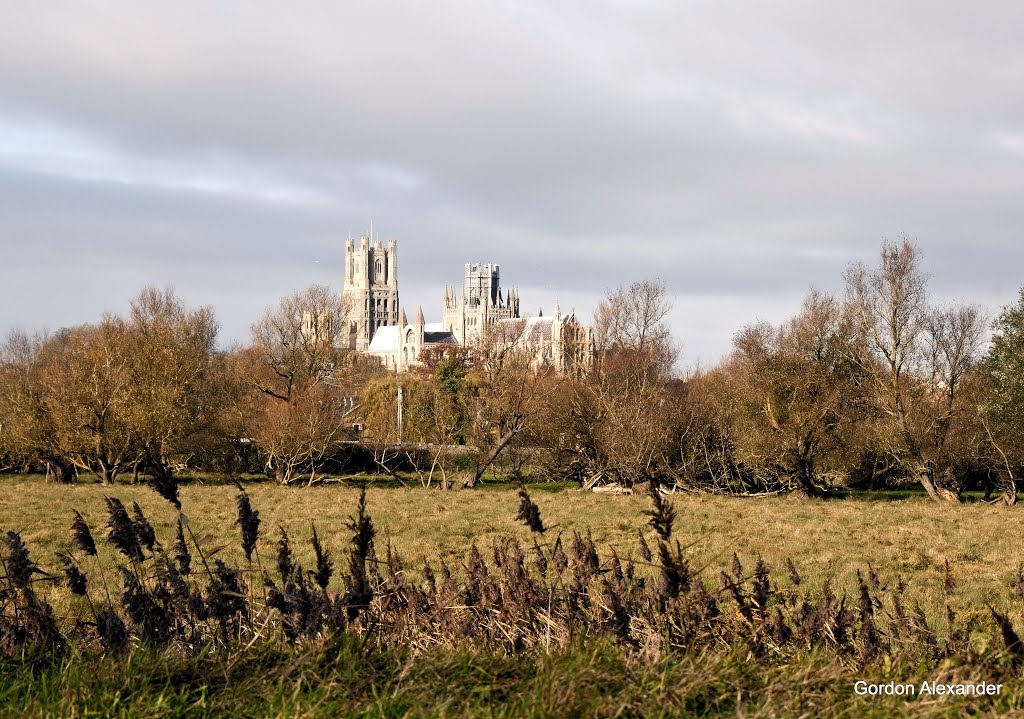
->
<box><xmin>343</xmin><ymin>235</ymin><xmax>398</xmax><ymax>351</ymax></box>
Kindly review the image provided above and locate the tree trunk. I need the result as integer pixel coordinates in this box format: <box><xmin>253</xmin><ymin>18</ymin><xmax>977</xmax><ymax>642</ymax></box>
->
<box><xmin>45</xmin><ymin>456</ymin><xmax>77</xmax><ymax>484</ymax></box>
<box><xmin>918</xmin><ymin>466</ymin><xmax>959</xmax><ymax>503</ymax></box>
<box><xmin>98</xmin><ymin>462</ymin><xmax>114</xmax><ymax>485</ymax></box>
<box><xmin>794</xmin><ymin>469</ymin><xmax>818</xmax><ymax>498</ymax></box>
<box><xmin>463</xmin><ymin>426</ymin><xmax>521</xmax><ymax>488</ymax></box>
<box><xmin>792</xmin><ymin>450</ymin><xmax>819</xmax><ymax>498</ymax></box>
<box><xmin>1000</xmin><ymin>474</ymin><xmax>1018</xmax><ymax>506</ymax></box>
<box><xmin>916</xmin><ymin>465</ymin><xmax>942</xmax><ymax>502</ymax></box>
<box><xmin>984</xmin><ymin>474</ymin><xmax>995</xmax><ymax>501</ymax></box>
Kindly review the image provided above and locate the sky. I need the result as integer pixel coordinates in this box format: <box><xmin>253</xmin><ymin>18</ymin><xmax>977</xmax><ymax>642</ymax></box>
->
<box><xmin>2</xmin><ymin>2</ymin><xmax>1022</xmax><ymax>368</ymax></box>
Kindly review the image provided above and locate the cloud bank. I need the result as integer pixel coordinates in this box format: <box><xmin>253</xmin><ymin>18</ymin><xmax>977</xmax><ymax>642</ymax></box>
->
<box><xmin>2</xmin><ymin>2</ymin><xmax>1022</xmax><ymax>366</ymax></box>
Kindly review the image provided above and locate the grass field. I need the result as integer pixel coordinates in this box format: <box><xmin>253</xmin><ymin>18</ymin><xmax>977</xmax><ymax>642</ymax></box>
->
<box><xmin>3</xmin><ymin>475</ymin><xmax>1024</xmax><ymax>717</ymax></box>
<box><xmin>3</xmin><ymin>476</ymin><xmax>1021</xmax><ymax>619</ymax></box>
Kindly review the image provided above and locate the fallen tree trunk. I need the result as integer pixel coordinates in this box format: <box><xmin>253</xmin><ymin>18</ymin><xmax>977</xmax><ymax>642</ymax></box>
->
<box><xmin>462</xmin><ymin>418</ymin><xmax>523</xmax><ymax>489</ymax></box>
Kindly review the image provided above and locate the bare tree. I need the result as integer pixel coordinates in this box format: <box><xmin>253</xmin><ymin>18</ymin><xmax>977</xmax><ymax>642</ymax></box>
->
<box><xmin>925</xmin><ymin>304</ymin><xmax>988</xmax><ymax>467</ymax></box>
<box><xmin>38</xmin><ymin>318</ymin><xmax>134</xmax><ymax>484</ymax></box>
<box><xmin>668</xmin><ymin>366</ymin><xmax>752</xmax><ymax>494</ymax></box>
<box><xmin>250</xmin><ymin>285</ymin><xmax>347</xmax><ymax>402</ymax></box>
<box><xmin>731</xmin><ymin>290</ymin><xmax>863</xmax><ymax>497</ymax></box>
<box><xmin>554</xmin><ymin>279</ymin><xmax>678</xmax><ymax>488</ymax></box>
<box><xmin>246</xmin><ymin>285</ymin><xmax>369</xmax><ymax>484</ymax></box>
<box><xmin>0</xmin><ymin>290</ymin><xmax>227</xmax><ymax>485</ymax></box>
<box><xmin>844</xmin><ymin>237</ymin><xmax>986</xmax><ymax>502</ymax></box>
<box><xmin>0</xmin><ymin>330</ymin><xmax>77</xmax><ymax>482</ymax></box>
<box><xmin>594</xmin><ymin>278</ymin><xmax>676</xmax><ymax>368</ymax></box>
<box><xmin>121</xmin><ymin>287</ymin><xmax>226</xmax><ymax>482</ymax></box>
<box><xmin>462</xmin><ymin>319</ymin><xmax>558</xmax><ymax>488</ymax></box>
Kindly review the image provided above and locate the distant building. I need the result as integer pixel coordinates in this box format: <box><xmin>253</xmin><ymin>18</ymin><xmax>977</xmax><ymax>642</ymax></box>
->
<box><xmin>341</xmin><ymin>237</ymin><xmax>591</xmax><ymax>372</ymax></box>
<box><xmin>300</xmin><ymin>310</ymin><xmax>333</xmax><ymax>344</ymax></box>
<box><xmin>342</xmin><ymin>235</ymin><xmax>398</xmax><ymax>351</ymax></box>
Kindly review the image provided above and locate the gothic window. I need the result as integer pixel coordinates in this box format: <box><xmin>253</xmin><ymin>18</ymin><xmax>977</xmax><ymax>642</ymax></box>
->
<box><xmin>375</xmin><ymin>259</ymin><xmax>382</xmax><ymax>279</ymax></box>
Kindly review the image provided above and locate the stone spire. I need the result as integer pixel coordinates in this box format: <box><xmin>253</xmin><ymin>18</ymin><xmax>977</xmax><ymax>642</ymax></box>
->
<box><xmin>415</xmin><ymin>305</ymin><xmax>425</xmax><ymax>326</ymax></box>
<box><xmin>399</xmin><ymin>308</ymin><xmax>408</xmax><ymax>327</ymax></box>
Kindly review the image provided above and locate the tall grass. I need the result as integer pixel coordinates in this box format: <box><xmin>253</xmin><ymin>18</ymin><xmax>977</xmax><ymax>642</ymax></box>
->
<box><xmin>2</xmin><ymin>479</ymin><xmax>1024</xmax><ymax>716</ymax></box>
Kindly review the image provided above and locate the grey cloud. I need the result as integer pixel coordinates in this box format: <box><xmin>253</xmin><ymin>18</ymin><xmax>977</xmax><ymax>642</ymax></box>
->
<box><xmin>1</xmin><ymin>2</ymin><xmax>1023</xmax><ymax>365</ymax></box>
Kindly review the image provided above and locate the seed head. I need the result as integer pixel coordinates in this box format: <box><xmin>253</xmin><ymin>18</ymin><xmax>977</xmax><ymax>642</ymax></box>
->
<box><xmin>516</xmin><ymin>489</ymin><xmax>545</xmax><ymax>533</ymax></box>
<box><xmin>71</xmin><ymin>510</ymin><xmax>97</xmax><ymax>557</ymax></box>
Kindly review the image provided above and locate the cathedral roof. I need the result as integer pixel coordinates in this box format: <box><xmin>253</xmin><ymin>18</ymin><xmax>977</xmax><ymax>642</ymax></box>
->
<box><xmin>423</xmin><ymin>322</ymin><xmax>457</xmax><ymax>345</ymax></box>
<box><xmin>424</xmin><ymin>331</ymin><xmax>458</xmax><ymax>345</ymax></box>
<box><xmin>365</xmin><ymin>323</ymin><xmax>458</xmax><ymax>353</ymax></box>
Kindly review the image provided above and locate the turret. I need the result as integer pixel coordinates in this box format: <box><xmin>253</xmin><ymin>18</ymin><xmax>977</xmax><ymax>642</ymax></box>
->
<box><xmin>345</xmin><ymin>237</ymin><xmax>354</xmax><ymax>282</ymax></box>
<box><xmin>387</xmin><ymin>238</ymin><xmax>398</xmax><ymax>288</ymax></box>
<box><xmin>551</xmin><ymin>301</ymin><xmax>562</xmax><ymax>347</ymax></box>
<box><xmin>414</xmin><ymin>305</ymin><xmax>425</xmax><ymax>348</ymax></box>
<box><xmin>399</xmin><ymin>308</ymin><xmax>408</xmax><ymax>328</ymax></box>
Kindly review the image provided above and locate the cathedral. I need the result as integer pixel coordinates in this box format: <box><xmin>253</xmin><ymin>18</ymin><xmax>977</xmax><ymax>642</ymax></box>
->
<box><xmin>342</xmin><ymin>234</ymin><xmax>593</xmax><ymax>372</ymax></box>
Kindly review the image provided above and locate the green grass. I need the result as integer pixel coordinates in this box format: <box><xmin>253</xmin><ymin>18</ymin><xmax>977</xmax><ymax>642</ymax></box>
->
<box><xmin>3</xmin><ymin>639</ymin><xmax>1023</xmax><ymax>718</ymax></box>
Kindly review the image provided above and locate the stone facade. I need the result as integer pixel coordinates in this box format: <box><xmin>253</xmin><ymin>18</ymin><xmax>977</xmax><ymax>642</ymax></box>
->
<box><xmin>442</xmin><ymin>262</ymin><xmax>520</xmax><ymax>346</ymax></box>
<box><xmin>487</xmin><ymin>303</ymin><xmax>595</xmax><ymax>373</ymax></box>
<box><xmin>342</xmin><ymin>235</ymin><xmax>398</xmax><ymax>351</ymax></box>
<box><xmin>366</xmin><ymin>305</ymin><xmax>457</xmax><ymax>372</ymax></box>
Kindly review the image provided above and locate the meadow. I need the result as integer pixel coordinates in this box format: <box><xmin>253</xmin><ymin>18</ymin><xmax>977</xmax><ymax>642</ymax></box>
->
<box><xmin>2</xmin><ymin>476</ymin><xmax>1024</xmax><ymax>717</ymax></box>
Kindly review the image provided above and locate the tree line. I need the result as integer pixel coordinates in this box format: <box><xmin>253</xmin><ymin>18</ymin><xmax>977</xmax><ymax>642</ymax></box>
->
<box><xmin>0</xmin><ymin>286</ymin><xmax>378</xmax><ymax>485</ymax></box>
<box><xmin>1</xmin><ymin>237</ymin><xmax>1022</xmax><ymax>502</ymax></box>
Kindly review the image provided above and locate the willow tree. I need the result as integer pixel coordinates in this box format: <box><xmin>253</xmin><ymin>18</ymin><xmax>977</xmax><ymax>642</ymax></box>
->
<box><xmin>121</xmin><ymin>287</ymin><xmax>227</xmax><ymax>482</ymax></box>
<box><xmin>552</xmin><ymin>279</ymin><xmax>678</xmax><ymax>488</ymax></box>
<box><xmin>463</xmin><ymin>320</ymin><xmax>558</xmax><ymax>488</ymax></box>
<box><xmin>731</xmin><ymin>290</ymin><xmax>863</xmax><ymax>497</ymax></box>
<box><xmin>844</xmin><ymin>238</ymin><xmax>986</xmax><ymax>502</ymax></box>
<box><xmin>38</xmin><ymin>318</ymin><xmax>134</xmax><ymax>484</ymax></box>
<box><xmin>0</xmin><ymin>330</ymin><xmax>78</xmax><ymax>482</ymax></box>
<box><xmin>246</xmin><ymin>285</ymin><xmax>376</xmax><ymax>484</ymax></box>
<box><xmin>982</xmin><ymin>287</ymin><xmax>1024</xmax><ymax>503</ymax></box>
<box><xmin>0</xmin><ymin>290</ymin><xmax>226</xmax><ymax>485</ymax></box>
